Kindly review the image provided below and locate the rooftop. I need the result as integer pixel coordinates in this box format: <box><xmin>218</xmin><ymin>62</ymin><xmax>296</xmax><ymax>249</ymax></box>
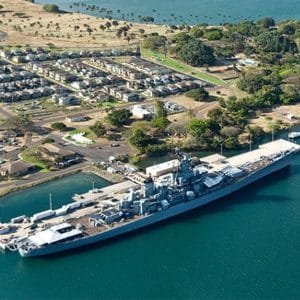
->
<box><xmin>226</xmin><ymin>139</ymin><xmax>300</xmax><ymax>168</ymax></box>
<box><xmin>42</xmin><ymin>143</ymin><xmax>74</xmax><ymax>157</ymax></box>
<box><xmin>0</xmin><ymin>160</ymin><xmax>35</xmax><ymax>175</ymax></box>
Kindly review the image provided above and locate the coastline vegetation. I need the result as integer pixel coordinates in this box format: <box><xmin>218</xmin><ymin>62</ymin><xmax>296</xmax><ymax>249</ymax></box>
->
<box><xmin>43</xmin><ymin>4</ymin><xmax>60</xmax><ymax>13</ymax></box>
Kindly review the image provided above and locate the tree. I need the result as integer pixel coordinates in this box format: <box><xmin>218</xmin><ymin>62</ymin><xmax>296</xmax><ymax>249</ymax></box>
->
<box><xmin>129</xmin><ymin>128</ymin><xmax>150</xmax><ymax>149</ymax></box>
<box><xmin>172</xmin><ymin>32</ymin><xmax>192</xmax><ymax>46</ymax></box>
<box><xmin>140</xmin><ymin>16</ymin><xmax>155</xmax><ymax>23</ymax></box>
<box><xmin>254</xmin><ymin>31</ymin><xmax>297</xmax><ymax>53</ymax></box>
<box><xmin>106</xmin><ymin>109</ymin><xmax>132</xmax><ymax>127</ymax></box>
<box><xmin>105</xmin><ymin>21</ymin><xmax>112</xmax><ymax>30</ymax></box>
<box><xmin>237</xmin><ymin>71</ymin><xmax>266</xmax><ymax>94</ymax></box>
<box><xmin>220</xmin><ymin>126</ymin><xmax>241</xmax><ymax>137</ymax></box>
<box><xmin>204</xmin><ymin>29</ymin><xmax>223</xmax><ymax>40</ymax></box>
<box><xmin>207</xmin><ymin>107</ymin><xmax>224</xmax><ymax>125</ymax></box>
<box><xmin>280</xmin><ymin>24</ymin><xmax>296</xmax><ymax>35</ymax></box>
<box><xmin>142</xmin><ymin>35</ymin><xmax>167</xmax><ymax>51</ymax></box>
<box><xmin>185</xmin><ymin>88</ymin><xmax>209</xmax><ymax>101</ymax></box>
<box><xmin>223</xmin><ymin>137</ymin><xmax>239</xmax><ymax>149</ymax></box>
<box><xmin>152</xmin><ymin>99</ymin><xmax>169</xmax><ymax>130</ymax></box>
<box><xmin>257</xmin><ymin>17</ymin><xmax>275</xmax><ymax>28</ymax></box>
<box><xmin>280</xmin><ymin>84</ymin><xmax>300</xmax><ymax>104</ymax></box>
<box><xmin>86</xmin><ymin>27</ymin><xmax>93</xmax><ymax>35</ymax></box>
<box><xmin>152</xmin><ymin>117</ymin><xmax>169</xmax><ymax>130</ymax></box>
<box><xmin>188</xmin><ymin>118</ymin><xmax>219</xmax><ymax>146</ymax></box>
<box><xmin>267</xmin><ymin>119</ymin><xmax>283</xmax><ymax>133</ymax></box>
<box><xmin>42</xmin><ymin>137</ymin><xmax>55</xmax><ymax>144</ymax></box>
<box><xmin>177</xmin><ymin>39</ymin><xmax>215</xmax><ymax>66</ymax></box>
<box><xmin>190</xmin><ymin>26</ymin><xmax>203</xmax><ymax>38</ymax></box>
<box><xmin>246</xmin><ymin>125</ymin><xmax>265</xmax><ymax>142</ymax></box>
<box><xmin>254</xmin><ymin>85</ymin><xmax>281</xmax><ymax>107</ymax></box>
<box><xmin>90</xmin><ymin>121</ymin><xmax>106</xmax><ymax>137</ymax></box>
<box><xmin>153</xmin><ymin>99</ymin><xmax>167</xmax><ymax>118</ymax></box>
<box><xmin>51</xmin><ymin>122</ymin><xmax>67</xmax><ymax>131</ymax></box>
<box><xmin>225</xmin><ymin>21</ymin><xmax>260</xmax><ymax>37</ymax></box>
<box><xmin>0</xmin><ymin>5</ymin><xmax>3</xmax><ymax>10</ymax></box>
<box><xmin>43</xmin><ymin>4</ymin><xmax>60</xmax><ymax>13</ymax></box>
<box><xmin>112</xmin><ymin>20</ymin><xmax>119</xmax><ymax>28</ymax></box>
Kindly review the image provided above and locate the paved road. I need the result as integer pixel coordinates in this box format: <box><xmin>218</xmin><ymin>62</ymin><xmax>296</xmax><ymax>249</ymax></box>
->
<box><xmin>0</xmin><ymin>106</ymin><xmax>16</xmax><ymax>119</ymax></box>
<box><xmin>194</xmin><ymin>101</ymin><xmax>218</xmax><ymax>118</ymax></box>
<box><xmin>48</xmin><ymin>132</ymin><xmax>133</xmax><ymax>162</ymax></box>
<box><xmin>32</xmin><ymin>98</ymin><xmax>157</xmax><ymax>126</ymax></box>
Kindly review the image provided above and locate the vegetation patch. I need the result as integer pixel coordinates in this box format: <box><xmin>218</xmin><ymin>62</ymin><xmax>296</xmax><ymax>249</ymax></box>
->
<box><xmin>141</xmin><ymin>48</ymin><xmax>225</xmax><ymax>85</ymax></box>
<box><xmin>43</xmin><ymin>4</ymin><xmax>60</xmax><ymax>13</ymax></box>
<box><xmin>20</xmin><ymin>147</ymin><xmax>52</xmax><ymax>172</ymax></box>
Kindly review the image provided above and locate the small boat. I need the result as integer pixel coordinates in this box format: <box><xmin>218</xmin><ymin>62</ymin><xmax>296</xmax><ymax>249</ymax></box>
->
<box><xmin>288</xmin><ymin>132</ymin><xmax>300</xmax><ymax>139</ymax></box>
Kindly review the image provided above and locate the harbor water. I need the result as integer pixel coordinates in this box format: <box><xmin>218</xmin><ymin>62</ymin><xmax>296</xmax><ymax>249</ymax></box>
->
<box><xmin>36</xmin><ymin>0</ymin><xmax>300</xmax><ymax>24</ymax></box>
<box><xmin>0</xmin><ymin>160</ymin><xmax>300</xmax><ymax>299</ymax></box>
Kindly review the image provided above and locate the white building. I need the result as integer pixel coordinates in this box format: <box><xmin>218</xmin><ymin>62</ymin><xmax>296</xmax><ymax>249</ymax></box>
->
<box><xmin>131</xmin><ymin>105</ymin><xmax>152</xmax><ymax>120</ymax></box>
<box><xmin>146</xmin><ymin>159</ymin><xmax>180</xmax><ymax>178</ymax></box>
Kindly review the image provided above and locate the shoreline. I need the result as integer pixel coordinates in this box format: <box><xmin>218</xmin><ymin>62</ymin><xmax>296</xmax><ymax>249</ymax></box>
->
<box><xmin>0</xmin><ymin>0</ymin><xmax>168</xmax><ymax>49</ymax></box>
<box><xmin>35</xmin><ymin>0</ymin><xmax>300</xmax><ymax>26</ymax></box>
<box><xmin>0</xmin><ymin>164</ymin><xmax>123</xmax><ymax>198</ymax></box>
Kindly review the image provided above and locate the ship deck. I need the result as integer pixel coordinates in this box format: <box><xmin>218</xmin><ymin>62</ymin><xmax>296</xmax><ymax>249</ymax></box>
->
<box><xmin>0</xmin><ymin>180</ymin><xmax>139</xmax><ymax>248</ymax></box>
<box><xmin>0</xmin><ymin>139</ymin><xmax>299</xmax><ymax>252</ymax></box>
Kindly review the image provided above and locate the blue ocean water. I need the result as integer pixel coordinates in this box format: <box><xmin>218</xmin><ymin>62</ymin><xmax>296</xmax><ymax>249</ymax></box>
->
<box><xmin>36</xmin><ymin>0</ymin><xmax>300</xmax><ymax>24</ymax></box>
<box><xmin>0</xmin><ymin>158</ymin><xmax>300</xmax><ymax>299</ymax></box>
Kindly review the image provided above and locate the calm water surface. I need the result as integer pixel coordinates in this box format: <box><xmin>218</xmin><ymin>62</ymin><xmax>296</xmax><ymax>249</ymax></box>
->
<box><xmin>0</xmin><ymin>156</ymin><xmax>300</xmax><ymax>299</ymax></box>
<box><xmin>37</xmin><ymin>0</ymin><xmax>300</xmax><ymax>24</ymax></box>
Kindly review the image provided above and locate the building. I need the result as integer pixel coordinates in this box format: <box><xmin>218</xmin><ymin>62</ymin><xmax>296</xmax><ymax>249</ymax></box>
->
<box><xmin>146</xmin><ymin>159</ymin><xmax>180</xmax><ymax>178</ymax></box>
<box><xmin>0</xmin><ymin>160</ymin><xmax>35</xmax><ymax>177</ymax></box>
<box><xmin>123</xmin><ymin>93</ymin><xmax>140</xmax><ymax>102</ymax></box>
<box><xmin>42</xmin><ymin>143</ymin><xmax>77</xmax><ymax>162</ymax></box>
<box><xmin>131</xmin><ymin>105</ymin><xmax>152</xmax><ymax>120</ymax></box>
<box><xmin>65</xmin><ymin>114</ymin><xmax>87</xmax><ymax>123</ymax></box>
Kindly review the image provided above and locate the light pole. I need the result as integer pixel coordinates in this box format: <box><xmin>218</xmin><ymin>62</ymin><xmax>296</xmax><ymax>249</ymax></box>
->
<box><xmin>49</xmin><ymin>193</ymin><xmax>52</xmax><ymax>210</ymax></box>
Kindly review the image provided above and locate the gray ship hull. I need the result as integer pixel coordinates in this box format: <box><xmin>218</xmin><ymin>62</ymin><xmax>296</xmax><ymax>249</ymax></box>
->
<box><xmin>19</xmin><ymin>153</ymin><xmax>293</xmax><ymax>257</ymax></box>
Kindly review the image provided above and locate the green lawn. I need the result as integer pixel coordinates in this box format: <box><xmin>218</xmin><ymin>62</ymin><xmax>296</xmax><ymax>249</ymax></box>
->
<box><xmin>141</xmin><ymin>48</ymin><xmax>225</xmax><ymax>85</ymax></box>
<box><xmin>20</xmin><ymin>151</ymin><xmax>50</xmax><ymax>173</ymax></box>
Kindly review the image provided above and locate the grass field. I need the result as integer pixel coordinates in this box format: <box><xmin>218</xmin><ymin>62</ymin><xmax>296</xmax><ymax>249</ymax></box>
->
<box><xmin>141</xmin><ymin>48</ymin><xmax>226</xmax><ymax>85</ymax></box>
<box><xmin>20</xmin><ymin>150</ymin><xmax>50</xmax><ymax>172</ymax></box>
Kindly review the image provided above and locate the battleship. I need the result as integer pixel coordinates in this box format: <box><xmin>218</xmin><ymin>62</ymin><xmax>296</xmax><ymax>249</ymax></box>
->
<box><xmin>0</xmin><ymin>139</ymin><xmax>299</xmax><ymax>257</ymax></box>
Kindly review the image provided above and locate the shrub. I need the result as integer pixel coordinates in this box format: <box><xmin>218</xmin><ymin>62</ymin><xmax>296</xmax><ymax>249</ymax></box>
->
<box><xmin>43</xmin><ymin>4</ymin><xmax>60</xmax><ymax>13</ymax></box>
<box><xmin>51</xmin><ymin>122</ymin><xmax>67</xmax><ymax>131</ymax></box>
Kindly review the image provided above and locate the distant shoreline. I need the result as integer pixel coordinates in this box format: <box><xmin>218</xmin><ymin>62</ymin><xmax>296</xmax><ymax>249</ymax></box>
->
<box><xmin>0</xmin><ymin>0</ymin><xmax>166</xmax><ymax>48</ymax></box>
<box><xmin>35</xmin><ymin>0</ymin><xmax>300</xmax><ymax>26</ymax></box>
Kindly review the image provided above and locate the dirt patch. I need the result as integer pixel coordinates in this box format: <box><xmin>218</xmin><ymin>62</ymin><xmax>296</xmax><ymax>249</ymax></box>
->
<box><xmin>167</xmin><ymin>94</ymin><xmax>218</xmax><ymax>119</ymax></box>
<box><xmin>0</xmin><ymin>0</ymin><xmax>168</xmax><ymax>49</ymax></box>
<box><xmin>0</xmin><ymin>30</ymin><xmax>8</xmax><ymax>41</ymax></box>
<box><xmin>249</xmin><ymin>105</ymin><xmax>300</xmax><ymax>132</ymax></box>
